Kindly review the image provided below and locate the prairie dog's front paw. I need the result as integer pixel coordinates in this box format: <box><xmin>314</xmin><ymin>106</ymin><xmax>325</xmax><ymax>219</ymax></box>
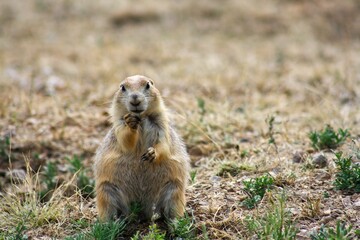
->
<box><xmin>124</xmin><ymin>113</ymin><xmax>141</xmax><ymax>130</ymax></box>
<box><xmin>141</xmin><ymin>147</ymin><xmax>156</xmax><ymax>162</ymax></box>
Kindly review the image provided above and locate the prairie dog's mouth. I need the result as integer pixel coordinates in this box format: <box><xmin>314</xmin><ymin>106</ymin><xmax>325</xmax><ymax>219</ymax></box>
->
<box><xmin>131</xmin><ymin>109</ymin><xmax>144</xmax><ymax>114</ymax></box>
<box><xmin>129</xmin><ymin>106</ymin><xmax>145</xmax><ymax>114</ymax></box>
<box><xmin>127</xmin><ymin>102</ymin><xmax>147</xmax><ymax>114</ymax></box>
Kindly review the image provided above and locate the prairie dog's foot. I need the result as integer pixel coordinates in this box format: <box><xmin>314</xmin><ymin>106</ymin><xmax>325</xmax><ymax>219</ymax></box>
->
<box><xmin>141</xmin><ymin>147</ymin><xmax>156</xmax><ymax>162</ymax></box>
<box><xmin>124</xmin><ymin>113</ymin><xmax>141</xmax><ymax>130</ymax></box>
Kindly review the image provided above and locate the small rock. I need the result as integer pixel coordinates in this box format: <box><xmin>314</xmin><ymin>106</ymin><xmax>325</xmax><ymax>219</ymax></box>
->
<box><xmin>353</xmin><ymin>200</ymin><xmax>360</xmax><ymax>209</ymax></box>
<box><xmin>209</xmin><ymin>175</ymin><xmax>221</xmax><ymax>187</ymax></box>
<box><xmin>315</xmin><ymin>171</ymin><xmax>331</xmax><ymax>180</ymax></box>
<box><xmin>296</xmin><ymin>190</ymin><xmax>309</xmax><ymax>199</ymax></box>
<box><xmin>323</xmin><ymin>209</ymin><xmax>331</xmax><ymax>215</ymax></box>
<box><xmin>240</xmin><ymin>138</ymin><xmax>250</xmax><ymax>143</ymax></box>
<box><xmin>342</xmin><ymin>196</ymin><xmax>352</xmax><ymax>207</ymax></box>
<box><xmin>198</xmin><ymin>201</ymin><xmax>209</xmax><ymax>207</ymax></box>
<box><xmin>188</xmin><ymin>146</ymin><xmax>203</xmax><ymax>156</ymax></box>
<box><xmin>297</xmin><ymin>229</ymin><xmax>308</xmax><ymax>239</ymax></box>
<box><xmin>306</xmin><ymin>148</ymin><xmax>315</xmax><ymax>154</ymax></box>
<box><xmin>189</xmin><ymin>145</ymin><xmax>212</xmax><ymax>156</ymax></box>
<box><xmin>288</xmin><ymin>207</ymin><xmax>300</xmax><ymax>215</ymax></box>
<box><xmin>293</xmin><ymin>151</ymin><xmax>305</xmax><ymax>163</ymax></box>
<box><xmin>6</xmin><ymin>169</ymin><xmax>26</xmax><ymax>181</ymax></box>
<box><xmin>312</xmin><ymin>153</ymin><xmax>328</xmax><ymax>168</ymax></box>
<box><xmin>319</xmin><ymin>215</ymin><xmax>333</xmax><ymax>224</ymax></box>
<box><xmin>46</xmin><ymin>76</ymin><xmax>65</xmax><ymax>95</ymax></box>
<box><xmin>209</xmin><ymin>175</ymin><xmax>221</xmax><ymax>183</ymax></box>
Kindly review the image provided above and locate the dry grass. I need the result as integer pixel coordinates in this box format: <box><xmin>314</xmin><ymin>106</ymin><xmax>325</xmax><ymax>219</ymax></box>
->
<box><xmin>0</xmin><ymin>0</ymin><xmax>360</xmax><ymax>239</ymax></box>
<box><xmin>0</xmin><ymin>158</ymin><xmax>95</xmax><ymax>238</ymax></box>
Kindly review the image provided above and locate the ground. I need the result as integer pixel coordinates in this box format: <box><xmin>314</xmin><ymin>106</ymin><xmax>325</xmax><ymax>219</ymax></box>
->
<box><xmin>0</xmin><ymin>0</ymin><xmax>360</xmax><ymax>239</ymax></box>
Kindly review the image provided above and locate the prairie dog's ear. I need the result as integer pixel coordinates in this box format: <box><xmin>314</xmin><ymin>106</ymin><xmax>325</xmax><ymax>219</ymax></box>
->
<box><xmin>119</xmin><ymin>82</ymin><xmax>126</xmax><ymax>92</ymax></box>
<box><xmin>149</xmin><ymin>79</ymin><xmax>154</xmax><ymax>85</ymax></box>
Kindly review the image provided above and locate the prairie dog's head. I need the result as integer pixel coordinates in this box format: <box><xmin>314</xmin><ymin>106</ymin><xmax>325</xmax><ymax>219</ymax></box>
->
<box><xmin>113</xmin><ymin>75</ymin><xmax>161</xmax><ymax>117</ymax></box>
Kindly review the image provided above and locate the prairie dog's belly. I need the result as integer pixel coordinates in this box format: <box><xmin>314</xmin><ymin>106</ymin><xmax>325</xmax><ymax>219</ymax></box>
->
<box><xmin>115</xmin><ymin>154</ymin><xmax>168</xmax><ymax>201</ymax></box>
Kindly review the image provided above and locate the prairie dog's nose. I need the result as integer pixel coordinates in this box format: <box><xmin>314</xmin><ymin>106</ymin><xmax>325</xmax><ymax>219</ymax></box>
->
<box><xmin>130</xmin><ymin>94</ymin><xmax>141</xmax><ymax>106</ymax></box>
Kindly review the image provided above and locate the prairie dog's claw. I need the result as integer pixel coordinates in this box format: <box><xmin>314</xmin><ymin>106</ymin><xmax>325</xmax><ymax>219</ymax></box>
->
<box><xmin>141</xmin><ymin>147</ymin><xmax>156</xmax><ymax>162</ymax></box>
<box><xmin>124</xmin><ymin>113</ymin><xmax>141</xmax><ymax>129</ymax></box>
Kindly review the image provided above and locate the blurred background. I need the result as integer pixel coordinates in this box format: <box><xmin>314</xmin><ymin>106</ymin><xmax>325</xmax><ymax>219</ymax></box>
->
<box><xmin>1</xmin><ymin>0</ymin><xmax>359</xmax><ymax>165</ymax></box>
<box><xmin>1</xmin><ymin>0</ymin><xmax>359</xmax><ymax>94</ymax></box>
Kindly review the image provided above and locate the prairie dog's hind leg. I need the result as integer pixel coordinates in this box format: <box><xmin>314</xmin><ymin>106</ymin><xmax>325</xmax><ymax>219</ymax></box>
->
<box><xmin>96</xmin><ymin>181</ymin><xmax>130</xmax><ymax>221</ymax></box>
<box><xmin>156</xmin><ymin>181</ymin><xmax>185</xmax><ymax>220</ymax></box>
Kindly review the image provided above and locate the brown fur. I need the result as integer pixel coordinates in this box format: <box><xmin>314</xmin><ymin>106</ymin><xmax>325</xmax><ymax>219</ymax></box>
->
<box><xmin>94</xmin><ymin>75</ymin><xmax>190</xmax><ymax>221</ymax></box>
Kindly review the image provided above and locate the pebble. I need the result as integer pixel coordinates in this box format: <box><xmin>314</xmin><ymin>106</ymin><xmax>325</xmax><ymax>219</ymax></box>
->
<box><xmin>323</xmin><ymin>209</ymin><xmax>331</xmax><ymax>215</ymax></box>
<box><xmin>189</xmin><ymin>146</ymin><xmax>203</xmax><ymax>156</ymax></box>
<box><xmin>312</xmin><ymin>153</ymin><xmax>328</xmax><ymax>168</ymax></box>
<box><xmin>209</xmin><ymin>176</ymin><xmax>222</xmax><ymax>187</ymax></box>
<box><xmin>353</xmin><ymin>200</ymin><xmax>360</xmax><ymax>209</ymax></box>
<box><xmin>292</xmin><ymin>151</ymin><xmax>305</xmax><ymax>163</ymax></box>
<box><xmin>342</xmin><ymin>196</ymin><xmax>352</xmax><ymax>207</ymax></box>
<box><xmin>6</xmin><ymin>169</ymin><xmax>26</xmax><ymax>181</ymax></box>
<box><xmin>210</xmin><ymin>175</ymin><xmax>222</xmax><ymax>182</ymax></box>
<box><xmin>288</xmin><ymin>207</ymin><xmax>300</xmax><ymax>215</ymax></box>
<box><xmin>296</xmin><ymin>190</ymin><xmax>309</xmax><ymax>199</ymax></box>
<box><xmin>319</xmin><ymin>215</ymin><xmax>333</xmax><ymax>224</ymax></box>
<box><xmin>315</xmin><ymin>170</ymin><xmax>331</xmax><ymax>180</ymax></box>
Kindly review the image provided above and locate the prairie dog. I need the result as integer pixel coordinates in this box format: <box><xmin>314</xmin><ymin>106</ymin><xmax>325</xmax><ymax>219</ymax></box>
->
<box><xmin>94</xmin><ymin>75</ymin><xmax>190</xmax><ymax>221</ymax></box>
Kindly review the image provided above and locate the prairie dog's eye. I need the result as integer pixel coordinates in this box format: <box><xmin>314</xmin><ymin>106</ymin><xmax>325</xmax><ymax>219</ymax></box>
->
<box><xmin>120</xmin><ymin>85</ymin><xmax>126</xmax><ymax>92</ymax></box>
<box><xmin>145</xmin><ymin>82</ymin><xmax>151</xmax><ymax>90</ymax></box>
